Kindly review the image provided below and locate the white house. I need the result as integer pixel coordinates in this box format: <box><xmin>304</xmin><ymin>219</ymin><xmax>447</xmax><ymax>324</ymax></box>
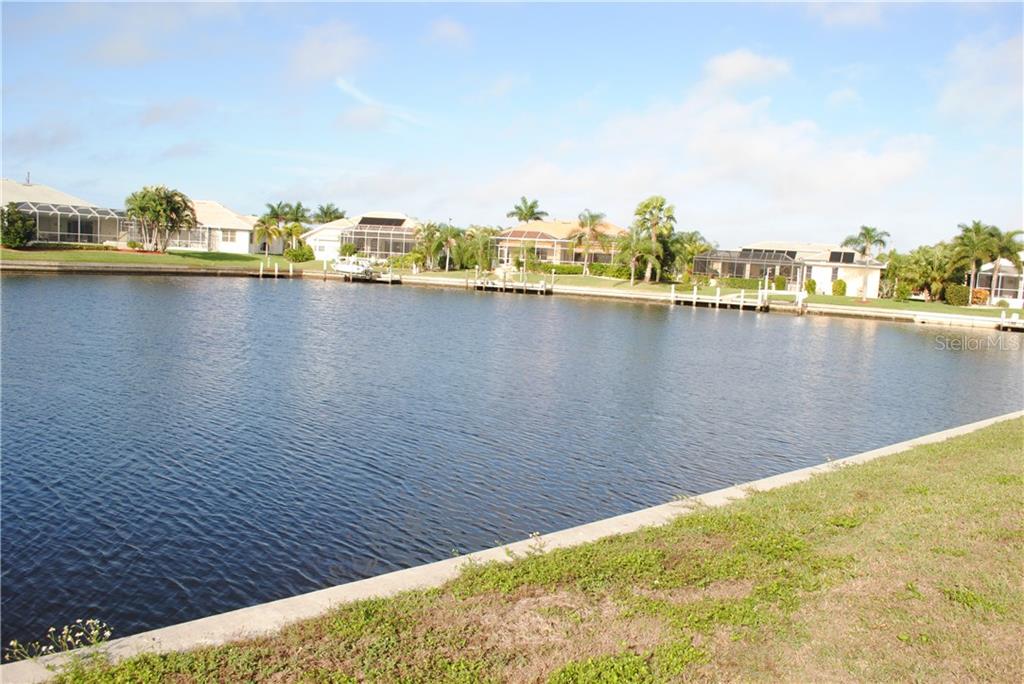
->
<box><xmin>186</xmin><ymin>200</ymin><xmax>256</xmax><ymax>254</ymax></box>
<box><xmin>301</xmin><ymin>211</ymin><xmax>420</xmax><ymax>261</ymax></box>
<box><xmin>694</xmin><ymin>240</ymin><xmax>884</xmax><ymax>298</ymax></box>
<box><xmin>1</xmin><ymin>177</ymin><xmax>128</xmax><ymax>244</ymax></box>
<box><xmin>976</xmin><ymin>250</ymin><xmax>1024</xmax><ymax>308</ymax></box>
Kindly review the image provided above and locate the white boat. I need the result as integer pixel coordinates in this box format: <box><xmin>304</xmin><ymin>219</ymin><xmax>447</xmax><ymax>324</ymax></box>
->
<box><xmin>332</xmin><ymin>256</ymin><xmax>374</xmax><ymax>277</ymax></box>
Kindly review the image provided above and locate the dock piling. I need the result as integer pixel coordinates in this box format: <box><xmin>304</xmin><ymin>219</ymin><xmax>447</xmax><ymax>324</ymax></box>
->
<box><xmin>274</xmin><ymin>263</ymin><xmax>279</xmax><ymax>279</ymax></box>
<box><xmin>289</xmin><ymin>263</ymin><xmax>294</xmax><ymax>278</ymax></box>
<box><xmin>259</xmin><ymin>262</ymin><xmax>264</xmax><ymax>279</ymax></box>
<box><xmin>715</xmin><ymin>287</ymin><xmax>721</xmax><ymax>308</ymax></box>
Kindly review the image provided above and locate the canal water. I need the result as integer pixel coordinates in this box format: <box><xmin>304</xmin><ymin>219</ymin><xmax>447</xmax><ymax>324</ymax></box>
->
<box><xmin>2</xmin><ymin>274</ymin><xmax>1022</xmax><ymax>643</ymax></box>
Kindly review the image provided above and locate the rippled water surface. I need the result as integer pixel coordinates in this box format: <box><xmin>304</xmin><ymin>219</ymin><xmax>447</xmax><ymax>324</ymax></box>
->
<box><xmin>2</xmin><ymin>274</ymin><xmax>1022</xmax><ymax>642</ymax></box>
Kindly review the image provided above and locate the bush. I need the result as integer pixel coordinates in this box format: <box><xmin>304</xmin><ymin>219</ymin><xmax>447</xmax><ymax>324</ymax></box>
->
<box><xmin>339</xmin><ymin>243</ymin><xmax>357</xmax><ymax>257</ymax></box>
<box><xmin>971</xmin><ymin>288</ymin><xmax>989</xmax><ymax>306</ymax></box>
<box><xmin>831</xmin><ymin>279</ymin><xmax>847</xmax><ymax>296</ymax></box>
<box><xmin>805</xmin><ymin>278</ymin><xmax>817</xmax><ymax>295</ymax></box>
<box><xmin>28</xmin><ymin>243</ymin><xmax>114</xmax><ymax>251</ymax></box>
<box><xmin>588</xmin><ymin>263</ymin><xmax>631</xmax><ymax>279</ymax></box>
<box><xmin>894</xmin><ymin>282</ymin><xmax>912</xmax><ymax>301</ymax></box>
<box><xmin>388</xmin><ymin>253</ymin><xmax>423</xmax><ymax>269</ymax></box>
<box><xmin>126</xmin><ymin>240</ymin><xmax>142</xmax><ymax>250</ymax></box>
<box><xmin>944</xmin><ymin>283</ymin><xmax>969</xmax><ymax>306</ymax></box>
<box><xmin>532</xmin><ymin>263</ymin><xmax>584</xmax><ymax>275</ymax></box>
<box><xmin>996</xmin><ymin>299</ymin><xmax>1009</xmax><ymax>308</ymax></box>
<box><xmin>284</xmin><ymin>245</ymin><xmax>314</xmax><ymax>262</ymax></box>
<box><xmin>720</xmin><ymin>277</ymin><xmax>761</xmax><ymax>290</ymax></box>
<box><xmin>1</xmin><ymin>203</ymin><xmax>35</xmax><ymax>248</ymax></box>
<box><xmin>773</xmin><ymin>274</ymin><xmax>787</xmax><ymax>291</ymax></box>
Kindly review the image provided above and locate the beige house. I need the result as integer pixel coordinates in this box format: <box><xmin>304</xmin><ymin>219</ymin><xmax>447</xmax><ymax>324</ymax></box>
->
<box><xmin>494</xmin><ymin>219</ymin><xmax>626</xmax><ymax>267</ymax></box>
<box><xmin>301</xmin><ymin>211</ymin><xmax>419</xmax><ymax>261</ymax></box>
<box><xmin>694</xmin><ymin>240</ymin><xmax>884</xmax><ymax>298</ymax></box>
<box><xmin>1</xmin><ymin>178</ymin><xmax>128</xmax><ymax>244</ymax></box>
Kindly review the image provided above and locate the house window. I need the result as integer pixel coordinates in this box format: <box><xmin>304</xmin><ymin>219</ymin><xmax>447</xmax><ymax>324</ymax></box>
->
<box><xmin>831</xmin><ymin>267</ymin><xmax>839</xmax><ymax>282</ymax></box>
<box><xmin>222</xmin><ymin>230</ymin><xmax>236</xmax><ymax>243</ymax></box>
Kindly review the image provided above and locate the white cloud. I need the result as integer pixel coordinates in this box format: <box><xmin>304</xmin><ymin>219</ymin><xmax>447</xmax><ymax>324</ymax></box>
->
<box><xmin>806</xmin><ymin>3</ymin><xmax>883</xmax><ymax>28</ymax></box>
<box><xmin>335</xmin><ymin>78</ymin><xmax>423</xmax><ymax>128</ymax></box>
<box><xmin>427</xmin><ymin>18</ymin><xmax>471</xmax><ymax>48</ymax></box>
<box><xmin>139</xmin><ymin>97</ymin><xmax>204</xmax><ymax>127</ymax></box>
<box><xmin>827</xmin><ymin>87</ymin><xmax>862</xmax><ymax>108</ymax></box>
<box><xmin>2</xmin><ymin>122</ymin><xmax>81</xmax><ymax>160</ymax></box>
<box><xmin>700</xmin><ymin>49</ymin><xmax>791</xmax><ymax>92</ymax></box>
<box><xmin>289</xmin><ymin>22</ymin><xmax>370</xmax><ymax>82</ymax></box>
<box><xmin>937</xmin><ymin>34</ymin><xmax>1022</xmax><ymax>125</ymax></box>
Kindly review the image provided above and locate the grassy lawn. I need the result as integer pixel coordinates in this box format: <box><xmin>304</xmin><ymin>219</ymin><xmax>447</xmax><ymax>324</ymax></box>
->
<box><xmin>806</xmin><ymin>294</ymin><xmax>1018</xmax><ymax>318</ymax></box>
<box><xmin>0</xmin><ymin>247</ymin><xmax>305</xmax><ymax>271</ymax></box>
<box><xmin>54</xmin><ymin>418</ymin><xmax>1023</xmax><ymax>682</ymax></box>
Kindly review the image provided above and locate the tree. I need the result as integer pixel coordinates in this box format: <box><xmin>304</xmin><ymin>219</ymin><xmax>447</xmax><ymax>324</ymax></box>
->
<box><xmin>124</xmin><ymin>186</ymin><xmax>196</xmax><ymax>253</ymax></box>
<box><xmin>314</xmin><ymin>203</ymin><xmax>347</xmax><ymax>224</ymax></box>
<box><xmin>616</xmin><ymin>225</ymin><xmax>659</xmax><ymax>286</ymax></box>
<box><xmin>667</xmin><ymin>230</ymin><xmax>711</xmax><ymax>279</ymax></box>
<box><xmin>282</xmin><ymin>221</ymin><xmax>305</xmax><ymax>251</ymax></box>
<box><xmin>505</xmin><ymin>196</ymin><xmax>548</xmax><ymax>223</ymax></box>
<box><xmin>438</xmin><ymin>224</ymin><xmax>463</xmax><ymax>271</ymax></box>
<box><xmin>567</xmin><ymin>209</ymin><xmax>608</xmax><ymax>275</ymax></box>
<box><xmin>841</xmin><ymin>225</ymin><xmax>890</xmax><ymax>302</ymax></box>
<box><xmin>907</xmin><ymin>244</ymin><xmax>953</xmax><ymax>301</ymax></box>
<box><xmin>1</xmin><ymin>203</ymin><xmax>35</xmax><ymax>248</ymax></box>
<box><xmin>253</xmin><ymin>216</ymin><xmax>282</xmax><ymax>261</ymax></box>
<box><xmin>986</xmin><ymin>227</ymin><xmax>1023</xmax><ymax>301</ymax></box>
<box><xmin>465</xmin><ymin>226</ymin><xmax>498</xmax><ymax>271</ymax></box>
<box><xmin>287</xmin><ymin>202</ymin><xmax>311</xmax><ymax>225</ymax></box>
<box><xmin>952</xmin><ymin>220</ymin><xmax>997</xmax><ymax>299</ymax></box>
<box><xmin>415</xmin><ymin>222</ymin><xmax>444</xmax><ymax>270</ymax></box>
<box><xmin>633</xmin><ymin>196</ymin><xmax>676</xmax><ymax>282</ymax></box>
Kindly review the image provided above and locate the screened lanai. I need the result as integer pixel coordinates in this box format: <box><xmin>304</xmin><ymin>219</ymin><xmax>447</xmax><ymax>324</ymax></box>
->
<box><xmin>14</xmin><ymin>201</ymin><xmax>127</xmax><ymax>244</ymax></box>
<box><xmin>693</xmin><ymin>248</ymin><xmax>804</xmax><ymax>282</ymax></box>
<box><xmin>336</xmin><ymin>216</ymin><xmax>418</xmax><ymax>260</ymax></box>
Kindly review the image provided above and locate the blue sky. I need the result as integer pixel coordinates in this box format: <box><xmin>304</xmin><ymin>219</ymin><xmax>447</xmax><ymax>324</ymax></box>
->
<box><xmin>2</xmin><ymin>2</ymin><xmax>1021</xmax><ymax>249</ymax></box>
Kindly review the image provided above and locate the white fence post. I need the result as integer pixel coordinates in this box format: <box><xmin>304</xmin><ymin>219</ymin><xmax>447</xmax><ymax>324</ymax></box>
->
<box><xmin>259</xmin><ymin>262</ymin><xmax>264</xmax><ymax>279</ymax></box>
<box><xmin>715</xmin><ymin>286</ymin><xmax>721</xmax><ymax>308</ymax></box>
<box><xmin>740</xmin><ymin>289</ymin><xmax>745</xmax><ymax>309</ymax></box>
<box><xmin>274</xmin><ymin>263</ymin><xmax>279</xmax><ymax>278</ymax></box>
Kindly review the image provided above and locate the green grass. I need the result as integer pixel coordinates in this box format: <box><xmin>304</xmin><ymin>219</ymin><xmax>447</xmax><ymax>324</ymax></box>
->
<box><xmin>48</xmin><ymin>418</ymin><xmax>1024</xmax><ymax>683</ymax></box>
<box><xmin>806</xmin><ymin>294</ymin><xmax>1018</xmax><ymax>318</ymax></box>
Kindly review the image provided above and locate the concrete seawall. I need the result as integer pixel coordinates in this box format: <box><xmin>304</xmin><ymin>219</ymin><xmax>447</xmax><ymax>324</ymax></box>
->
<box><xmin>4</xmin><ymin>409</ymin><xmax>1022</xmax><ymax>683</ymax></box>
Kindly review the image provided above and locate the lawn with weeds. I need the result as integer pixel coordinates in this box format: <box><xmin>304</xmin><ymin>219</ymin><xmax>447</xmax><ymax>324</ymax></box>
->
<box><xmin>53</xmin><ymin>418</ymin><xmax>1023</xmax><ymax>682</ymax></box>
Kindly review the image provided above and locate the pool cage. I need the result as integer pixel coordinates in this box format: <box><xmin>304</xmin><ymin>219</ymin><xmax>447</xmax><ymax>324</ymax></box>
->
<box><xmin>14</xmin><ymin>201</ymin><xmax>128</xmax><ymax>244</ymax></box>
<box><xmin>693</xmin><ymin>249</ymin><xmax>806</xmax><ymax>290</ymax></box>
<box><xmin>336</xmin><ymin>217</ymin><xmax>418</xmax><ymax>260</ymax></box>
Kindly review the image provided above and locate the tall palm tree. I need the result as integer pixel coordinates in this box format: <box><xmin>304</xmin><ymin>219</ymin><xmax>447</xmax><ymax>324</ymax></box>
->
<box><xmin>438</xmin><ymin>224</ymin><xmax>463</xmax><ymax>271</ymax></box>
<box><xmin>908</xmin><ymin>243</ymin><xmax>953</xmax><ymax>301</ymax></box>
<box><xmin>952</xmin><ymin>220</ymin><xmax>997</xmax><ymax>299</ymax></box>
<box><xmin>287</xmin><ymin>202</ymin><xmax>311</xmax><ymax>225</ymax></box>
<box><xmin>567</xmin><ymin>209</ymin><xmax>608</xmax><ymax>275</ymax></box>
<box><xmin>986</xmin><ymin>227</ymin><xmax>1023</xmax><ymax>301</ymax></box>
<box><xmin>841</xmin><ymin>225</ymin><xmax>890</xmax><ymax>302</ymax></box>
<box><xmin>313</xmin><ymin>203</ymin><xmax>347</xmax><ymax>224</ymax></box>
<box><xmin>506</xmin><ymin>197</ymin><xmax>548</xmax><ymax>223</ymax></box>
<box><xmin>253</xmin><ymin>216</ymin><xmax>282</xmax><ymax>261</ymax></box>
<box><xmin>282</xmin><ymin>221</ymin><xmax>306</xmax><ymax>251</ymax></box>
<box><xmin>124</xmin><ymin>185</ymin><xmax>196</xmax><ymax>253</ymax></box>
<box><xmin>263</xmin><ymin>202</ymin><xmax>291</xmax><ymax>230</ymax></box>
<box><xmin>465</xmin><ymin>226</ymin><xmax>498</xmax><ymax>271</ymax></box>
<box><xmin>415</xmin><ymin>222</ymin><xmax>444</xmax><ymax>270</ymax></box>
<box><xmin>616</xmin><ymin>225</ymin><xmax>659</xmax><ymax>286</ymax></box>
<box><xmin>633</xmin><ymin>196</ymin><xmax>676</xmax><ymax>283</ymax></box>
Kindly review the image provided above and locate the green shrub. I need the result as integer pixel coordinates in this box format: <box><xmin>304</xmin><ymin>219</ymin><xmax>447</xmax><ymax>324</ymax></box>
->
<box><xmin>532</xmin><ymin>263</ymin><xmax>584</xmax><ymax>275</ymax></box>
<box><xmin>284</xmin><ymin>245</ymin><xmax>314</xmax><ymax>262</ymax></box>
<box><xmin>773</xmin><ymin>274</ymin><xmax>787</xmax><ymax>291</ymax></box>
<box><xmin>996</xmin><ymin>299</ymin><xmax>1009</xmax><ymax>308</ymax></box>
<box><xmin>831</xmin><ymin>279</ymin><xmax>847</xmax><ymax>296</ymax></box>
<box><xmin>1</xmin><ymin>203</ymin><xmax>35</xmax><ymax>248</ymax></box>
<box><xmin>388</xmin><ymin>253</ymin><xmax>424</xmax><ymax>269</ymax></box>
<box><xmin>339</xmin><ymin>242</ymin><xmax>357</xmax><ymax>257</ymax></box>
<box><xmin>805</xmin><ymin>278</ymin><xmax>817</xmax><ymax>294</ymax></box>
<box><xmin>589</xmin><ymin>263</ymin><xmax>631</xmax><ymax>279</ymax></box>
<box><xmin>894</xmin><ymin>282</ymin><xmax>912</xmax><ymax>301</ymax></box>
<box><xmin>971</xmin><ymin>288</ymin><xmax>989</xmax><ymax>306</ymax></box>
<box><xmin>720</xmin><ymin>277</ymin><xmax>761</xmax><ymax>290</ymax></box>
<box><xmin>945</xmin><ymin>283</ymin><xmax>969</xmax><ymax>306</ymax></box>
<box><xmin>126</xmin><ymin>240</ymin><xmax>142</xmax><ymax>250</ymax></box>
<box><xmin>28</xmin><ymin>243</ymin><xmax>114</xmax><ymax>251</ymax></box>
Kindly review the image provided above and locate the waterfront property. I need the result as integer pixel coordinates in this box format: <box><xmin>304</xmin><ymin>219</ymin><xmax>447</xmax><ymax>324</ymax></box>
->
<box><xmin>302</xmin><ymin>211</ymin><xmax>419</xmax><ymax>261</ymax></box>
<box><xmin>1</xmin><ymin>178</ymin><xmax>130</xmax><ymax>245</ymax></box>
<box><xmin>138</xmin><ymin>199</ymin><xmax>256</xmax><ymax>254</ymax></box>
<box><xmin>494</xmin><ymin>219</ymin><xmax>626</xmax><ymax>267</ymax></box>
<box><xmin>976</xmin><ymin>250</ymin><xmax>1024</xmax><ymax>307</ymax></box>
<box><xmin>694</xmin><ymin>240</ymin><xmax>884</xmax><ymax>297</ymax></box>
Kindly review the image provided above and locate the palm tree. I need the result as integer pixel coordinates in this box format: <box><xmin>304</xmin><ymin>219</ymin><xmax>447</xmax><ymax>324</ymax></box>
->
<box><xmin>841</xmin><ymin>225</ymin><xmax>890</xmax><ymax>302</ymax></box>
<box><xmin>986</xmin><ymin>228</ymin><xmax>1023</xmax><ymax>302</ymax></box>
<box><xmin>253</xmin><ymin>216</ymin><xmax>282</xmax><ymax>261</ymax></box>
<box><xmin>952</xmin><ymin>221</ymin><xmax>997</xmax><ymax>299</ymax></box>
<box><xmin>438</xmin><ymin>224</ymin><xmax>463</xmax><ymax>271</ymax></box>
<box><xmin>668</xmin><ymin>230</ymin><xmax>712</xmax><ymax>280</ymax></box>
<box><xmin>124</xmin><ymin>185</ymin><xmax>196</xmax><ymax>253</ymax></box>
<box><xmin>465</xmin><ymin>226</ymin><xmax>498</xmax><ymax>271</ymax></box>
<box><xmin>415</xmin><ymin>222</ymin><xmax>444</xmax><ymax>270</ymax></box>
<box><xmin>287</xmin><ymin>202</ymin><xmax>311</xmax><ymax>225</ymax></box>
<box><xmin>907</xmin><ymin>244</ymin><xmax>953</xmax><ymax>301</ymax></box>
<box><xmin>282</xmin><ymin>221</ymin><xmax>306</xmax><ymax>251</ymax></box>
<box><xmin>263</xmin><ymin>202</ymin><xmax>291</xmax><ymax>230</ymax></box>
<box><xmin>313</xmin><ymin>203</ymin><xmax>347</xmax><ymax>224</ymax></box>
<box><xmin>506</xmin><ymin>197</ymin><xmax>548</xmax><ymax>223</ymax></box>
<box><xmin>567</xmin><ymin>209</ymin><xmax>608</xmax><ymax>275</ymax></box>
<box><xmin>615</xmin><ymin>225</ymin><xmax>659</xmax><ymax>286</ymax></box>
<box><xmin>633</xmin><ymin>196</ymin><xmax>676</xmax><ymax>282</ymax></box>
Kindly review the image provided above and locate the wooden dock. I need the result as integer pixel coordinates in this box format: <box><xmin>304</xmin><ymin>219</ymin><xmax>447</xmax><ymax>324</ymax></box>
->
<box><xmin>997</xmin><ymin>312</ymin><xmax>1024</xmax><ymax>332</ymax></box>
<box><xmin>474</xmin><ymin>278</ymin><xmax>551</xmax><ymax>295</ymax></box>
